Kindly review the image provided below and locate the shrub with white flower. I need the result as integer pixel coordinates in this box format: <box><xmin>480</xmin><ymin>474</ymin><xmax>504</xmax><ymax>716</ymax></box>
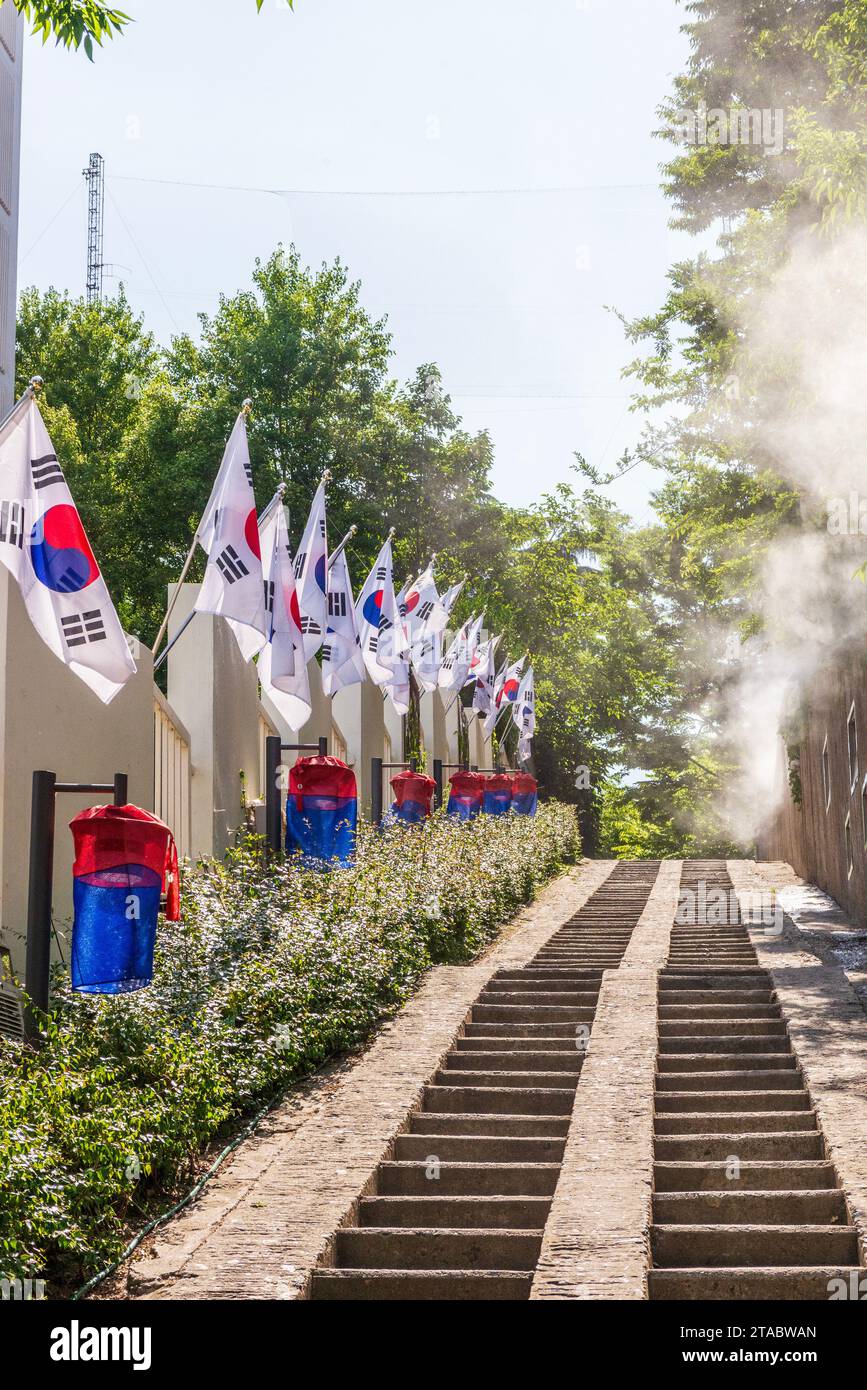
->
<box><xmin>0</xmin><ymin>802</ymin><xmax>579</xmax><ymax>1290</ymax></box>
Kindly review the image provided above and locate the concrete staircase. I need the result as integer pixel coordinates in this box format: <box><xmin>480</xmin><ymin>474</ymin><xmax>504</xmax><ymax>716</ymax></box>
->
<box><xmin>648</xmin><ymin>862</ymin><xmax>863</xmax><ymax>1300</ymax></box>
<box><xmin>310</xmin><ymin>861</ymin><xmax>660</xmax><ymax>1299</ymax></box>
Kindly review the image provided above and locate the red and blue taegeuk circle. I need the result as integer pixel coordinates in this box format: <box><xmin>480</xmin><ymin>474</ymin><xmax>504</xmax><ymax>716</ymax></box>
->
<box><xmin>363</xmin><ymin>589</ymin><xmax>384</xmax><ymax>626</ymax></box>
<box><xmin>30</xmin><ymin>505</ymin><xmax>99</xmax><ymax>593</ymax></box>
<box><xmin>502</xmin><ymin>677</ymin><xmax>520</xmax><ymax>702</ymax></box>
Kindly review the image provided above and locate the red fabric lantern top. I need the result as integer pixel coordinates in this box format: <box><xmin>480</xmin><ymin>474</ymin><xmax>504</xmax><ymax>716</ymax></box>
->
<box><xmin>448</xmin><ymin>771</ymin><xmax>486</xmax><ymax>797</ymax></box>
<box><xmin>289</xmin><ymin>756</ymin><xmax>357</xmax><ymax>809</ymax></box>
<box><xmin>510</xmin><ymin>772</ymin><xmax>538</xmax><ymax>795</ymax></box>
<box><xmin>391</xmin><ymin>769</ymin><xmax>436</xmax><ymax>805</ymax></box>
<box><xmin>485</xmin><ymin>773</ymin><xmax>514</xmax><ymax>794</ymax></box>
<box><xmin>69</xmin><ymin>803</ymin><xmax>180</xmax><ymax>921</ymax></box>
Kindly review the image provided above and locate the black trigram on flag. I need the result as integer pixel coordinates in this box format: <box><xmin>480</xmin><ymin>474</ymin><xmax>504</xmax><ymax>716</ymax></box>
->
<box><xmin>0</xmin><ymin>500</ymin><xmax>25</xmax><ymax>550</ymax></box>
<box><xmin>375</xmin><ymin>565</ymin><xmax>387</xmax><ymax>582</ymax></box>
<box><xmin>243</xmin><ymin>457</ymin><xmax>253</xmax><ymax>487</ymax></box>
<box><xmin>415</xmin><ymin>600</ymin><xmax>434</xmax><ymax>625</ymax></box>
<box><xmin>300</xmin><ymin>616</ymin><xmax>322</xmax><ymax>637</ymax></box>
<box><xmin>321</xmin><ymin>641</ymin><xmax>334</xmax><ymax>663</ymax></box>
<box><xmin>61</xmin><ymin>609</ymin><xmax>106</xmax><ymax>648</ymax></box>
<box><xmin>328</xmin><ymin>591</ymin><xmax>347</xmax><ymax>619</ymax></box>
<box><xmin>317</xmin><ymin>518</ymin><xmax>326</xmax><ymax>538</ymax></box>
<box><xmin>293</xmin><ymin>550</ymin><xmax>307</xmax><ymax>581</ymax></box>
<box><xmin>31</xmin><ymin>453</ymin><xmax>64</xmax><ymax>490</ymax></box>
<box><xmin>264</xmin><ymin>579</ymin><xmax>275</xmax><ymax>616</ymax></box>
<box><xmin>216</xmin><ymin>545</ymin><xmax>249</xmax><ymax>584</ymax></box>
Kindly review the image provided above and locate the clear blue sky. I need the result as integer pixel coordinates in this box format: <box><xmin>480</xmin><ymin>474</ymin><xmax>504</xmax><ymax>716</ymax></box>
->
<box><xmin>17</xmin><ymin>0</ymin><xmax>696</xmax><ymax>519</ymax></box>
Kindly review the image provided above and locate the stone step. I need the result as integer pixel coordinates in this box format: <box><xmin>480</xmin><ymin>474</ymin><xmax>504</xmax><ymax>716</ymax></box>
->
<box><xmin>445</xmin><ymin>1051</ymin><xmax>584</xmax><ymax>1073</ymax></box>
<box><xmin>463</xmin><ymin>1023</ymin><xmax>582</xmax><ymax>1039</ymax></box>
<box><xmin>657</xmin><ymin>1053</ymin><xmax>797</xmax><ymax>1072</ymax></box>
<box><xmin>648</xmin><ymin>1266</ymin><xmax>866</xmax><ymax>1300</ymax></box>
<box><xmin>377</xmin><ymin>1160</ymin><xmax>562</xmax><ymax>1197</ymax></box>
<box><xmin>659</xmin><ymin>1034</ymin><xmax>792</xmax><ymax>1053</ymax></box>
<box><xmin>653</xmin><ymin>1161</ymin><xmax>837</xmax><ymax>1193</ymax></box>
<box><xmin>394</xmin><ymin>1134</ymin><xmax>566</xmax><ymax>1163</ymax></box>
<box><xmin>655</xmin><ymin>1109</ymin><xmax>817</xmax><ymax>1134</ymax></box>
<box><xmin>658</xmin><ymin>1019</ymin><xmax>787</xmax><ymax>1037</ymax></box>
<box><xmin>471</xmin><ymin>1005</ymin><xmax>595</xmax><ymax>1024</ymax></box>
<box><xmin>660</xmin><ymin>975</ymin><xmax>769</xmax><ymax>990</ymax></box>
<box><xmin>476</xmin><ymin>991</ymin><xmax>599</xmax><ymax>1007</ymax></box>
<box><xmin>652</xmin><ymin>1223</ymin><xmax>859</xmax><ymax>1267</ymax></box>
<box><xmin>654</xmin><ymin>1132</ymin><xmax>825</xmax><ymax>1161</ymax></box>
<box><xmin>358</xmin><ymin>1194</ymin><xmax>552</xmax><ymax>1229</ymax></box>
<box><xmin>659</xmin><ymin>1004</ymin><xmax>781</xmax><ymax>1019</ymax></box>
<box><xmin>432</xmin><ymin>1068</ymin><xmax>581</xmax><ymax>1090</ymax></box>
<box><xmin>422</xmin><ymin>1084</ymin><xmax>575</xmax><ymax>1114</ymax></box>
<box><xmin>656</xmin><ymin>1070</ymin><xmax>804</xmax><ymax>1092</ymax></box>
<box><xmin>655</xmin><ymin>1089</ymin><xmax>811</xmax><ymax>1113</ymax></box>
<box><xmin>310</xmin><ymin>1269</ymin><xmax>533</xmax><ymax>1300</ymax></box>
<box><xmin>659</xmin><ymin>991</ymin><xmax>774</xmax><ymax>1006</ymax></box>
<box><xmin>653</xmin><ymin>1189</ymin><xmax>847</xmax><ymax>1224</ymax></box>
<box><xmin>334</xmin><ymin>1226</ymin><xmax>542</xmax><ymax>1270</ymax></box>
<box><xmin>455</xmin><ymin>1036</ymin><xmax>584</xmax><ymax>1053</ymax></box>
<box><xmin>408</xmin><ymin>1113</ymin><xmax>570</xmax><ymax>1137</ymax></box>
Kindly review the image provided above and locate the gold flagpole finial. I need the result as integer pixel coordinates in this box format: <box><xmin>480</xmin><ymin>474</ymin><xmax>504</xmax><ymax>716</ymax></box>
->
<box><xmin>321</xmin><ymin>468</ymin><xmax>332</xmax><ymax>485</ymax></box>
<box><xmin>387</xmin><ymin>526</ymin><xmax>397</xmax><ymax>540</ymax></box>
<box><xmin>241</xmin><ymin>397</ymin><xmax>253</xmax><ymax>416</ymax></box>
<box><xmin>348</xmin><ymin>524</ymin><xmax>358</xmax><ymax>537</ymax></box>
<box><xmin>29</xmin><ymin>376</ymin><xmax>44</xmax><ymax>394</ymax></box>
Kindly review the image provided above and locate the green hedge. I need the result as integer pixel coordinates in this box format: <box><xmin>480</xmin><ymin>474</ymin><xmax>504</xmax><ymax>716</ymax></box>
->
<box><xmin>0</xmin><ymin>803</ymin><xmax>579</xmax><ymax>1290</ymax></box>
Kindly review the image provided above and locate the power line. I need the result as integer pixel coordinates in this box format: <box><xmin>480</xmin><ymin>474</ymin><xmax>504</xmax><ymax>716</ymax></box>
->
<box><xmin>106</xmin><ymin>186</ymin><xmax>181</xmax><ymax>333</ymax></box>
<box><xmin>19</xmin><ymin>181</ymin><xmax>83</xmax><ymax>266</ymax></box>
<box><xmin>109</xmin><ymin>174</ymin><xmax>659</xmax><ymax>199</ymax></box>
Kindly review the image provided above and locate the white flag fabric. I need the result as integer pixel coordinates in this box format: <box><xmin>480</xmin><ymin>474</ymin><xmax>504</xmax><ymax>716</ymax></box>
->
<box><xmin>405</xmin><ymin>562</ymin><xmax>449</xmax><ymax>640</ymax></box>
<box><xmin>484</xmin><ymin>656</ymin><xmax>524</xmax><ymax>734</ymax></box>
<box><xmin>412</xmin><ymin>627</ymin><xmax>442</xmax><ymax>693</ymax></box>
<box><xmin>195</xmin><ymin>412</ymin><xmax>267</xmax><ymax>642</ymax></box>
<box><xmin>0</xmin><ymin>395</ymin><xmax>136</xmax><ymax>703</ymax></box>
<box><xmin>438</xmin><ymin>613</ymin><xmax>484</xmax><ymax>692</ymax></box>
<box><xmin>258</xmin><ymin>500</ymin><xmax>311</xmax><ymax>730</ymax></box>
<box><xmin>410</xmin><ymin>577</ymin><xmax>458</xmax><ymax>689</ymax></box>
<box><xmin>394</xmin><ymin>575</ymin><xmax>414</xmax><ymax>659</ymax></box>
<box><xmin>471</xmin><ymin>633</ymin><xmax>501</xmax><ymax>716</ymax></box>
<box><xmin>356</xmin><ymin>536</ymin><xmax>402</xmax><ymax>686</ymax></box>
<box><xmin>460</xmin><ymin>614</ymin><xmax>485</xmax><ymax>688</ymax></box>
<box><xmin>512</xmin><ymin>664</ymin><xmax>535</xmax><ymax>739</ymax></box>
<box><xmin>293</xmin><ymin>480</ymin><xmax>328</xmax><ymax>660</ymax></box>
<box><xmin>321</xmin><ymin>546</ymin><xmax>365</xmax><ymax>696</ymax></box>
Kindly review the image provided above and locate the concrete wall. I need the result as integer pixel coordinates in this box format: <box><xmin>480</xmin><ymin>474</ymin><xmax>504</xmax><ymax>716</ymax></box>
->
<box><xmin>0</xmin><ymin>581</ymin><xmax>154</xmax><ymax>974</ymax></box>
<box><xmin>167</xmin><ymin>584</ymin><xmax>262</xmax><ymax>861</ymax></box>
<box><xmin>0</xmin><ymin>0</ymin><xmax>22</xmax><ymax>413</ymax></box>
<box><xmin>759</xmin><ymin>650</ymin><xmax>867</xmax><ymax>927</ymax></box>
<box><xmin>333</xmin><ymin>678</ymin><xmax>385</xmax><ymax>815</ymax></box>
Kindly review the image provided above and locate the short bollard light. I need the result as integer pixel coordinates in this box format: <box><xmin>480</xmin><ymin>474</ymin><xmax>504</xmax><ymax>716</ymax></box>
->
<box><xmin>69</xmin><ymin>804</ymin><xmax>179</xmax><ymax>995</ymax></box>
<box><xmin>483</xmin><ymin>772</ymin><xmax>514</xmax><ymax>816</ymax></box>
<box><xmin>446</xmin><ymin>770</ymin><xmax>486</xmax><ymax>820</ymax></box>
<box><xmin>286</xmin><ymin>755</ymin><xmax>357</xmax><ymax>867</ymax></box>
<box><xmin>389</xmin><ymin>769</ymin><xmax>436</xmax><ymax>825</ymax></box>
<box><xmin>511</xmin><ymin>771</ymin><xmax>538</xmax><ymax>816</ymax></box>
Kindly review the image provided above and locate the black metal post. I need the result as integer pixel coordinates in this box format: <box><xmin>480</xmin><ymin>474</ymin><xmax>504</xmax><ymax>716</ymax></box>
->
<box><xmin>371</xmin><ymin>757</ymin><xmax>383</xmax><ymax>826</ymax></box>
<box><xmin>318</xmin><ymin>736</ymin><xmax>328</xmax><ymax>758</ymax></box>
<box><xmin>433</xmin><ymin>758</ymin><xmax>443</xmax><ymax>809</ymax></box>
<box><xmin>409</xmin><ymin>755</ymin><xmax>418</xmax><ymax>773</ymax></box>
<box><xmin>113</xmin><ymin>773</ymin><xmax>128</xmax><ymax>807</ymax></box>
<box><xmin>265</xmin><ymin>735</ymin><xmax>282</xmax><ymax>853</ymax></box>
<box><xmin>24</xmin><ymin>771</ymin><xmax>56</xmax><ymax>1043</ymax></box>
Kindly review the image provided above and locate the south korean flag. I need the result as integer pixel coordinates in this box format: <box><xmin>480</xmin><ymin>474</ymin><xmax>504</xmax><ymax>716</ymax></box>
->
<box><xmin>294</xmin><ymin>479</ymin><xmax>328</xmax><ymax>661</ymax></box>
<box><xmin>0</xmin><ymin>393</ymin><xmax>136</xmax><ymax>703</ymax></box>
<box><xmin>355</xmin><ymin>534</ymin><xmax>401</xmax><ymax>686</ymax></box>
<box><xmin>512</xmin><ymin>664</ymin><xmax>536</xmax><ymax>740</ymax></box>
<box><xmin>195</xmin><ymin>411</ymin><xmax>267</xmax><ymax>644</ymax></box>
<box><xmin>322</xmin><ymin>545</ymin><xmax>365</xmax><ymax>696</ymax></box>
<box><xmin>257</xmin><ymin>497</ymin><xmax>312</xmax><ymax>731</ymax></box>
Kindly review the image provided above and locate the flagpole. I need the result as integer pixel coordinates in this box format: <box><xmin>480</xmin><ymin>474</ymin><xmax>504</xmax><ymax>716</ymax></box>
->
<box><xmin>327</xmin><ymin>524</ymin><xmax>357</xmax><ymax>571</ymax></box>
<box><xmin>0</xmin><ymin>376</ymin><xmax>43</xmax><ymax>446</ymax></box>
<box><xmin>151</xmin><ymin>396</ymin><xmax>253</xmax><ymax>658</ymax></box>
